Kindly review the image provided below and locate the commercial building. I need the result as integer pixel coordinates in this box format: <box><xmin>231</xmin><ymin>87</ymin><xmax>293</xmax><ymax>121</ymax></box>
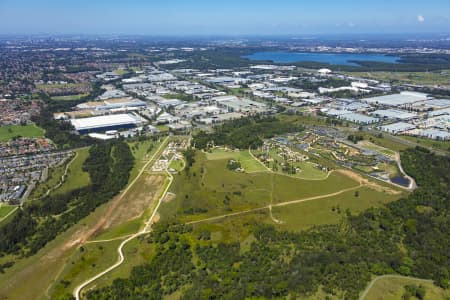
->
<box><xmin>70</xmin><ymin>113</ymin><xmax>143</xmax><ymax>134</ymax></box>
<box><xmin>362</xmin><ymin>92</ymin><xmax>429</xmax><ymax>107</ymax></box>
<box><xmin>76</xmin><ymin>98</ymin><xmax>146</xmax><ymax>111</ymax></box>
<box><xmin>371</xmin><ymin>109</ymin><xmax>417</xmax><ymax>120</ymax></box>
<box><xmin>379</xmin><ymin>122</ymin><xmax>416</xmax><ymax>134</ymax></box>
<box><xmin>337</xmin><ymin>113</ymin><xmax>379</xmax><ymax>124</ymax></box>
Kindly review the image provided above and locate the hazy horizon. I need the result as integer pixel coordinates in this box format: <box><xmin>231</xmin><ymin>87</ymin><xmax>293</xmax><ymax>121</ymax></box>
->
<box><xmin>1</xmin><ymin>0</ymin><xmax>449</xmax><ymax>35</ymax></box>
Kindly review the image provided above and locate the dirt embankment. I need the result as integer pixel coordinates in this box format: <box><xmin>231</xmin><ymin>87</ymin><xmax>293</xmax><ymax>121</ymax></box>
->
<box><xmin>335</xmin><ymin>169</ymin><xmax>401</xmax><ymax>195</ymax></box>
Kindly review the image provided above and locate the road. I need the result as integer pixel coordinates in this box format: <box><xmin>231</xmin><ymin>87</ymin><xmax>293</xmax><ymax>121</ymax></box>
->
<box><xmin>394</xmin><ymin>152</ymin><xmax>417</xmax><ymax>190</ymax></box>
<box><xmin>359</xmin><ymin>275</ymin><xmax>433</xmax><ymax>300</ymax></box>
<box><xmin>73</xmin><ymin>138</ymin><xmax>172</xmax><ymax>300</ymax></box>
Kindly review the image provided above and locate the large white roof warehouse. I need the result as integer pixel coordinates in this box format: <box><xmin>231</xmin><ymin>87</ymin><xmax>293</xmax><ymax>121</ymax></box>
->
<box><xmin>70</xmin><ymin>114</ymin><xmax>142</xmax><ymax>134</ymax></box>
<box><xmin>362</xmin><ymin>92</ymin><xmax>429</xmax><ymax>107</ymax></box>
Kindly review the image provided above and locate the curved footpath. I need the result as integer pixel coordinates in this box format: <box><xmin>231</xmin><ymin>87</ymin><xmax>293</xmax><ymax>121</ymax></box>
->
<box><xmin>359</xmin><ymin>275</ymin><xmax>433</xmax><ymax>300</ymax></box>
<box><xmin>73</xmin><ymin>138</ymin><xmax>171</xmax><ymax>300</ymax></box>
<box><xmin>33</xmin><ymin>150</ymin><xmax>79</xmax><ymax>200</ymax></box>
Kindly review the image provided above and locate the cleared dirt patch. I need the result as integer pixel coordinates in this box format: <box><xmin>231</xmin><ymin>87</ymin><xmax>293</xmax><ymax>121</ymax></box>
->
<box><xmin>99</xmin><ymin>174</ymin><xmax>165</xmax><ymax>232</ymax></box>
<box><xmin>163</xmin><ymin>192</ymin><xmax>176</xmax><ymax>203</ymax></box>
<box><xmin>336</xmin><ymin>169</ymin><xmax>401</xmax><ymax>195</ymax></box>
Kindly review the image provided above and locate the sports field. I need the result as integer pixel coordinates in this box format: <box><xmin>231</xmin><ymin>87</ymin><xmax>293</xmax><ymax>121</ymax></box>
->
<box><xmin>0</xmin><ymin>124</ymin><xmax>45</xmax><ymax>141</ymax></box>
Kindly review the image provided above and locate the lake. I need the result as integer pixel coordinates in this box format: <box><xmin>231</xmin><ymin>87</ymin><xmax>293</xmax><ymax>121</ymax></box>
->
<box><xmin>243</xmin><ymin>51</ymin><xmax>401</xmax><ymax>66</ymax></box>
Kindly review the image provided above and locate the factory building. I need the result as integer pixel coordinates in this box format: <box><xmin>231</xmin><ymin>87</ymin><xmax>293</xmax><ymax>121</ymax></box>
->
<box><xmin>70</xmin><ymin>113</ymin><xmax>143</xmax><ymax>134</ymax></box>
<box><xmin>362</xmin><ymin>92</ymin><xmax>429</xmax><ymax>107</ymax></box>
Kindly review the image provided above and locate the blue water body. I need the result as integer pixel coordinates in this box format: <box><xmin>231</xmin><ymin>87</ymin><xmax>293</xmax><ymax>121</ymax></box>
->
<box><xmin>391</xmin><ymin>176</ymin><xmax>410</xmax><ymax>187</ymax></box>
<box><xmin>243</xmin><ymin>52</ymin><xmax>401</xmax><ymax>66</ymax></box>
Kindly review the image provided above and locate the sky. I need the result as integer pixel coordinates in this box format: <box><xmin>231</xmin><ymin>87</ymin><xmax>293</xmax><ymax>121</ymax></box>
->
<box><xmin>0</xmin><ymin>0</ymin><xmax>449</xmax><ymax>35</ymax></box>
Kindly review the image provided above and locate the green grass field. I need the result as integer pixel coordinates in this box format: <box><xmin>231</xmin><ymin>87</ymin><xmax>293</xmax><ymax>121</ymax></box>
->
<box><xmin>0</xmin><ymin>205</ymin><xmax>17</xmax><ymax>221</ymax></box>
<box><xmin>52</xmin><ymin>148</ymin><xmax>90</xmax><ymax>196</ymax></box>
<box><xmin>364</xmin><ymin>277</ymin><xmax>450</xmax><ymax>300</ymax></box>
<box><xmin>0</xmin><ymin>124</ymin><xmax>45</xmax><ymax>141</ymax></box>
<box><xmin>93</xmin><ymin>218</ymin><xmax>142</xmax><ymax>241</ymax></box>
<box><xmin>205</xmin><ymin>148</ymin><xmax>268</xmax><ymax>172</ymax></box>
<box><xmin>49</xmin><ymin>239</ymin><xmax>123</xmax><ymax>299</ymax></box>
<box><xmin>160</xmin><ymin>151</ymin><xmax>362</xmax><ymax>223</ymax></box>
<box><xmin>36</xmin><ymin>83</ymin><xmax>87</xmax><ymax>90</ymax></box>
<box><xmin>169</xmin><ymin>158</ymin><xmax>184</xmax><ymax>172</ymax></box>
<box><xmin>83</xmin><ymin>235</ymin><xmax>156</xmax><ymax>293</ymax></box>
<box><xmin>271</xmin><ymin>186</ymin><xmax>403</xmax><ymax>232</ymax></box>
<box><xmin>50</xmin><ymin>94</ymin><xmax>88</xmax><ymax>101</ymax></box>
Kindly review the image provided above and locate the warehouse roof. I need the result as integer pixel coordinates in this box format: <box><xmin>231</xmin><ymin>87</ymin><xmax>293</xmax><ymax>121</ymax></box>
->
<box><xmin>380</xmin><ymin>122</ymin><xmax>416</xmax><ymax>133</ymax></box>
<box><xmin>371</xmin><ymin>109</ymin><xmax>417</xmax><ymax>120</ymax></box>
<box><xmin>70</xmin><ymin>114</ymin><xmax>141</xmax><ymax>131</ymax></box>
<box><xmin>338</xmin><ymin>113</ymin><xmax>379</xmax><ymax>124</ymax></box>
<box><xmin>362</xmin><ymin>92</ymin><xmax>428</xmax><ymax>106</ymax></box>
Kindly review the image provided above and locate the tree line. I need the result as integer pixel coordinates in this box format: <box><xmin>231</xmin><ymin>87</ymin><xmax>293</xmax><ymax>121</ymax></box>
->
<box><xmin>193</xmin><ymin>116</ymin><xmax>304</xmax><ymax>150</ymax></box>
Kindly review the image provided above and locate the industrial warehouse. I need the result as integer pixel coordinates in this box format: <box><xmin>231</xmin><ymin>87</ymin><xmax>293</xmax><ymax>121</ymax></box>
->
<box><xmin>70</xmin><ymin>113</ymin><xmax>144</xmax><ymax>134</ymax></box>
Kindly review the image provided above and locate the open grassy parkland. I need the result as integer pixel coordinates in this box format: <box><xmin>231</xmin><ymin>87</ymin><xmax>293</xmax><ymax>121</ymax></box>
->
<box><xmin>76</xmin><ymin>146</ymin><xmax>409</xmax><ymax>298</ymax></box>
<box><xmin>159</xmin><ymin>149</ymin><xmax>404</xmax><ymax>226</ymax></box>
<box><xmin>0</xmin><ymin>123</ymin><xmax>45</xmax><ymax>141</ymax></box>
<box><xmin>0</xmin><ymin>137</ymin><xmax>436</xmax><ymax>300</ymax></box>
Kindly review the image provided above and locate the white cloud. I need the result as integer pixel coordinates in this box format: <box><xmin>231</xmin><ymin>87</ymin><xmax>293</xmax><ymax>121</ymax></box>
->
<box><xmin>417</xmin><ymin>14</ymin><xmax>425</xmax><ymax>23</ymax></box>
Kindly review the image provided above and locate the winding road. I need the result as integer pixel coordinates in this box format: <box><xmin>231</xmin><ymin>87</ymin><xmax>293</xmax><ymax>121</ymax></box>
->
<box><xmin>73</xmin><ymin>138</ymin><xmax>172</xmax><ymax>300</ymax></box>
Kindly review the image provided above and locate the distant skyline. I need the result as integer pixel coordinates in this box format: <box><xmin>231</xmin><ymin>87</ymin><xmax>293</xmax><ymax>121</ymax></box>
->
<box><xmin>0</xmin><ymin>0</ymin><xmax>449</xmax><ymax>35</ymax></box>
